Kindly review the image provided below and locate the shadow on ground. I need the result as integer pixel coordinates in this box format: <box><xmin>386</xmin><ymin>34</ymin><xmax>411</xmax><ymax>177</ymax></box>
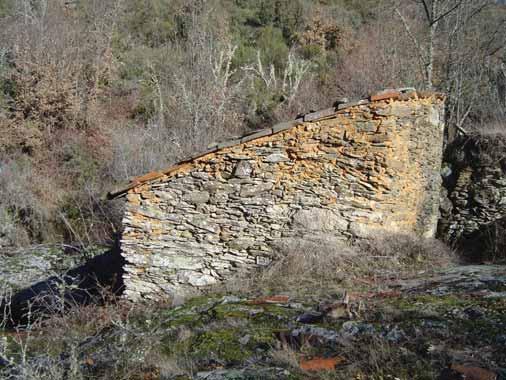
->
<box><xmin>0</xmin><ymin>241</ymin><xmax>125</xmax><ymax>327</ymax></box>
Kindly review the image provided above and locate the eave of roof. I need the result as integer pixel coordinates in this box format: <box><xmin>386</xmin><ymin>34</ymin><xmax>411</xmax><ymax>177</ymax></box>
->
<box><xmin>107</xmin><ymin>88</ymin><xmax>444</xmax><ymax>200</ymax></box>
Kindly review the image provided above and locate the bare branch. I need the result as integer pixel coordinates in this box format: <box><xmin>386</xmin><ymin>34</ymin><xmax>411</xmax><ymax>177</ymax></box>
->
<box><xmin>432</xmin><ymin>0</ymin><xmax>464</xmax><ymax>26</ymax></box>
<box><xmin>395</xmin><ymin>7</ymin><xmax>429</xmax><ymax>84</ymax></box>
<box><xmin>419</xmin><ymin>0</ymin><xmax>433</xmax><ymax>23</ymax></box>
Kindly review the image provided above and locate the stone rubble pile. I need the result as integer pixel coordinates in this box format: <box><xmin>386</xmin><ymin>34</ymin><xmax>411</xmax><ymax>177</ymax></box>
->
<box><xmin>440</xmin><ymin>134</ymin><xmax>506</xmax><ymax>257</ymax></box>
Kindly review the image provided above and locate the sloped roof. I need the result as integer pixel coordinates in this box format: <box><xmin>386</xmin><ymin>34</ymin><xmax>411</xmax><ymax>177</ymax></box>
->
<box><xmin>107</xmin><ymin>88</ymin><xmax>443</xmax><ymax>199</ymax></box>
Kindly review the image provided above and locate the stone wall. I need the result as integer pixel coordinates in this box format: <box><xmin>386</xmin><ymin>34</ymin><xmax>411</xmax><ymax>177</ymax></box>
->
<box><xmin>439</xmin><ymin>134</ymin><xmax>506</xmax><ymax>259</ymax></box>
<box><xmin>112</xmin><ymin>91</ymin><xmax>445</xmax><ymax>300</ymax></box>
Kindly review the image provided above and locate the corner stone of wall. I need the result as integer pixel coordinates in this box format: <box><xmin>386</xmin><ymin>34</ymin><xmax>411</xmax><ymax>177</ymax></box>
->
<box><xmin>118</xmin><ymin>95</ymin><xmax>445</xmax><ymax>300</ymax></box>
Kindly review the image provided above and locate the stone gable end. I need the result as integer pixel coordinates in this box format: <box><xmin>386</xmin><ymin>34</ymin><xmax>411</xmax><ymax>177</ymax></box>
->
<box><xmin>117</xmin><ymin>93</ymin><xmax>445</xmax><ymax>300</ymax></box>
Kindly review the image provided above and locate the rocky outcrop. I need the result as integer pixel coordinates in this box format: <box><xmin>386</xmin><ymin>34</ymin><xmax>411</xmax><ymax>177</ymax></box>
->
<box><xmin>0</xmin><ymin>246</ymin><xmax>85</xmax><ymax>292</ymax></box>
<box><xmin>439</xmin><ymin>134</ymin><xmax>506</xmax><ymax>260</ymax></box>
<box><xmin>109</xmin><ymin>90</ymin><xmax>445</xmax><ymax>300</ymax></box>
<box><xmin>4</xmin><ymin>264</ymin><xmax>504</xmax><ymax>380</ymax></box>
<box><xmin>0</xmin><ymin>246</ymin><xmax>125</xmax><ymax>326</ymax></box>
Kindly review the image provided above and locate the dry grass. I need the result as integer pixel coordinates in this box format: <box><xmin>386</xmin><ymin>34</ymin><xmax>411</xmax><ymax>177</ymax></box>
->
<box><xmin>270</xmin><ymin>335</ymin><xmax>435</xmax><ymax>380</ymax></box>
<box><xmin>0</xmin><ymin>282</ymin><xmax>169</xmax><ymax>380</ymax></box>
<box><xmin>314</xmin><ymin>336</ymin><xmax>435</xmax><ymax>380</ymax></box>
<box><xmin>359</xmin><ymin>233</ymin><xmax>457</xmax><ymax>271</ymax></box>
<box><xmin>270</xmin><ymin>345</ymin><xmax>300</xmax><ymax>370</ymax></box>
<box><xmin>225</xmin><ymin>233</ymin><xmax>456</xmax><ymax>296</ymax></box>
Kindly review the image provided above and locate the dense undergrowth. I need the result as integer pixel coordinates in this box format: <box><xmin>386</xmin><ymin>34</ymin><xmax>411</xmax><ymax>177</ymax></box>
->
<box><xmin>0</xmin><ymin>0</ymin><xmax>506</xmax><ymax>248</ymax></box>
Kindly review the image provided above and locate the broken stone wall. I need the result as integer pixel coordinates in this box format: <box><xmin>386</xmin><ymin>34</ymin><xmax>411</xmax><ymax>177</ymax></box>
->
<box><xmin>119</xmin><ymin>95</ymin><xmax>445</xmax><ymax>300</ymax></box>
<box><xmin>439</xmin><ymin>134</ymin><xmax>506</xmax><ymax>260</ymax></box>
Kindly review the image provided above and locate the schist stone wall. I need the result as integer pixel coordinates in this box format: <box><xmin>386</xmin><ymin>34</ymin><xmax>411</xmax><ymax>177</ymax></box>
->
<box><xmin>440</xmin><ymin>134</ymin><xmax>506</xmax><ymax>256</ymax></box>
<box><xmin>112</xmin><ymin>91</ymin><xmax>445</xmax><ymax>300</ymax></box>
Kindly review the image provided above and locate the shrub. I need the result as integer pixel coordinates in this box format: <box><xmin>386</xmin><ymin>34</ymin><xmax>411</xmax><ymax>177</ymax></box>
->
<box><xmin>257</xmin><ymin>26</ymin><xmax>289</xmax><ymax>70</ymax></box>
<box><xmin>109</xmin><ymin>1</ymin><xmax>246</xmax><ymax>179</ymax></box>
<box><xmin>0</xmin><ymin>157</ymin><xmax>59</xmax><ymax>245</ymax></box>
<box><xmin>119</xmin><ymin>0</ymin><xmax>178</xmax><ymax>48</ymax></box>
<box><xmin>0</xmin><ymin>206</ymin><xmax>29</xmax><ymax>248</ymax></box>
<box><xmin>107</xmin><ymin>119</ymin><xmax>180</xmax><ymax>180</ymax></box>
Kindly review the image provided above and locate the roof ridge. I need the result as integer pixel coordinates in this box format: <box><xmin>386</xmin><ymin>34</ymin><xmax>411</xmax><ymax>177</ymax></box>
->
<box><xmin>107</xmin><ymin>88</ymin><xmax>444</xmax><ymax>199</ymax></box>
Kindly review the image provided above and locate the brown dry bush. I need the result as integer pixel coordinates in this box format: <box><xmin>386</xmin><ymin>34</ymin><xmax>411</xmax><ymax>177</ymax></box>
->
<box><xmin>270</xmin><ymin>4</ymin><xmax>423</xmax><ymax>123</ymax></box>
<box><xmin>333</xmin><ymin>11</ymin><xmax>423</xmax><ymax>99</ymax></box>
<box><xmin>0</xmin><ymin>157</ymin><xmax>62</xmax><ymax>245</ymax></box>
<box><xmin>0</xmin><ymin>0</ymin><xmax>120</xmax><ymax>134</ymax></box>
<box><xmin>0</xmin><ymin>0</ymin><xmax>124</xmax><ymax>246</ymax></box>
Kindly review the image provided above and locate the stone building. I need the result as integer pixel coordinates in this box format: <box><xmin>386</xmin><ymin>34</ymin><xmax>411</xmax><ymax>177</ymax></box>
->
<box><xmin>109</xmin><ymin>89</ymin><xmax>445</xmax><ymax>300</ymax></box>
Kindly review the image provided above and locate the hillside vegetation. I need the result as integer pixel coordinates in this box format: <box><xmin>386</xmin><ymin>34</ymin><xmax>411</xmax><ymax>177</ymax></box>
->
<box><xmin>1</xmin><ymin>2</ymin><xmax>506</xmax><ymax>379</ymax></box>
<box><xmin>0</xmin><ymin>0</ymin><xmax>505</xmax><ymax>248</ymax></box>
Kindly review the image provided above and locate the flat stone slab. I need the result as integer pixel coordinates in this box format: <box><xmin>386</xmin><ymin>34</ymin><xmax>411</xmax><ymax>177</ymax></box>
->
<box><xmin>272</xmin><ymin>121</ymin><xmax>297</xmax><ymax>133</ymax></box>
<box><xmin>217</xmin><ymin>139</ymin><xmax>241</xmax><ymax>150</ymax></box>
<box><xmin>394</xmin><ymin>265</ymin><xmax>506</xmax><ymax>296</ymax></box>
<box><xmin>241</xmin><ymin>128</ymin><xmax>272</xmax><ymax>143</ymax></box>
<box><xmin>304</xmin><ymin>107</ymin><xmax>337</xmax><ymax>122</ymax></box>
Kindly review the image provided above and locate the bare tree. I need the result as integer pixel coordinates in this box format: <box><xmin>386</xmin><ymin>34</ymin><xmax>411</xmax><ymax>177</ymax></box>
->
<box><xmin>108</xmin><ymin>0</ymin><xmax>246</xmax><ymax>179</ymax></box>
<box><xmin>396</xmin><ymin>1</ymin><xmax>492</xmax><ymax>87</ymax></box>
<box><xmin>395</xmin><ymin>0</ymin><xmax>505</xmax><ymax>138</ymax></box>
<box><xmin>243</xmin><ymin>50</ymin><xmax>312</xmax><ymax>109</ymax></box>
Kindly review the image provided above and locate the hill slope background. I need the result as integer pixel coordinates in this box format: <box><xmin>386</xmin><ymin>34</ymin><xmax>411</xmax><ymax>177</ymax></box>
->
<box><xmin>0</xmin><ymin>0</ymin><xmax>505</xmax><ymax>248</ymax></box>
